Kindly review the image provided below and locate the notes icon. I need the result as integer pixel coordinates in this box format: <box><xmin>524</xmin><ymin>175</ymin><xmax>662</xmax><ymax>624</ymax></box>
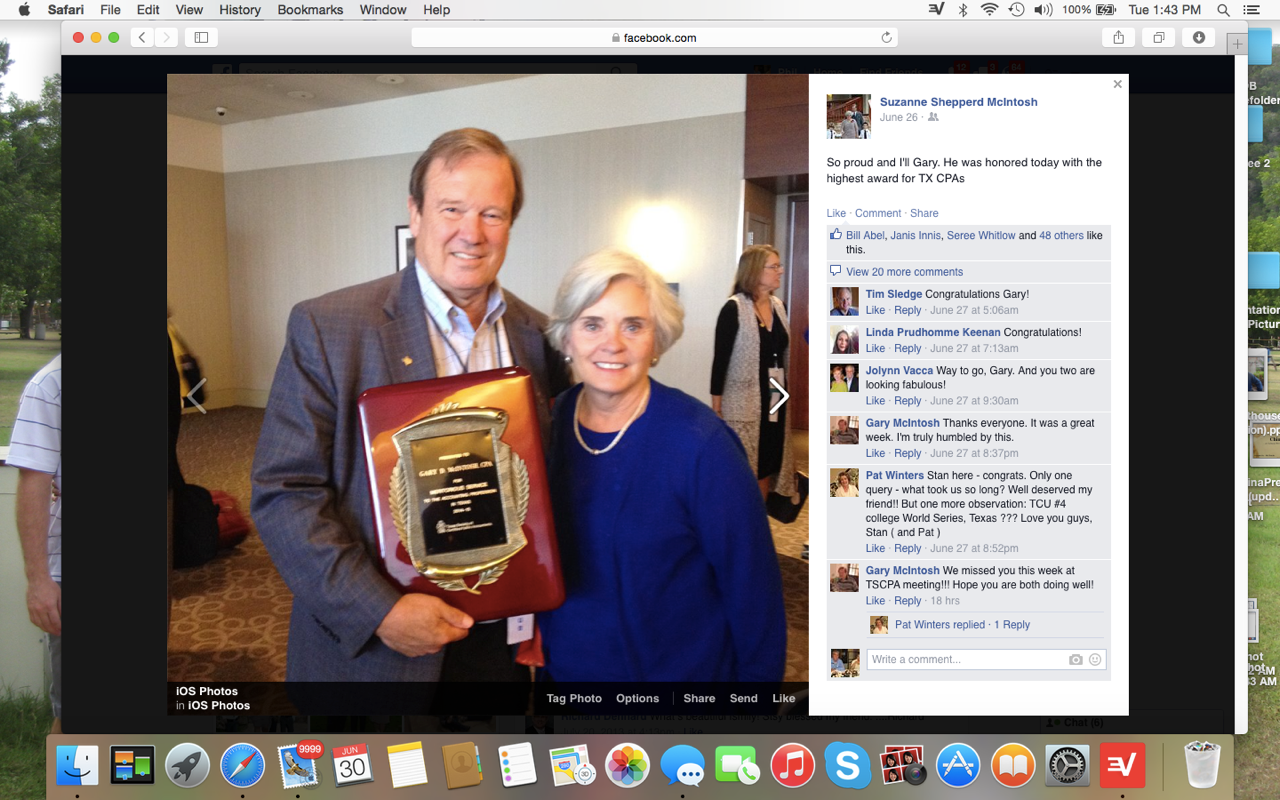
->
<box><xmin>387</xmin><ymin>742</ymin><xmax>429</xmax><ymax>789</ymax></box>
<box><xmin>771</xmin><ymin>744</ymin><xmax>815</xmax><ymax>788</ymax></box>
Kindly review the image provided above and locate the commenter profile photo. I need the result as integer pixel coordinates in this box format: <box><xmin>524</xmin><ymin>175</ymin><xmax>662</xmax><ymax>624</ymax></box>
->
<box><xmin>825</xmin><ymin>94</ymin><xmax>871</xmax><ymax>140</ymax></box>
<box><xmin>830</xmin><ymin>562</ymin><xmax>859</xmax><ymax>592</ymax></box>
<box><xmin>830</xmin><ymin>648</ymin><xmax>860</xmax><ymax>678</ymax></box>
<box><xmin>830</xmin><ymin>468</ymin><xmax>859</xmax><ymax>497</ymax></box>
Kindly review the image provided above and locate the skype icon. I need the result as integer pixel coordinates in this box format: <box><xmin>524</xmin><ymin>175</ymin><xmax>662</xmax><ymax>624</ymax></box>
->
<box><xmin>823</xmin><ymin>742</ymin><xmax>872</xmax><ymax>789</ymax></box>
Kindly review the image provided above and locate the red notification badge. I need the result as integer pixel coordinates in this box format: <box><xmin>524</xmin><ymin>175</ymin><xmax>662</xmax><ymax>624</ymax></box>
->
<box><xmin>296</xmin><ymin>740</ymin><xmax>325</xmax><ymax>759</ymax></box>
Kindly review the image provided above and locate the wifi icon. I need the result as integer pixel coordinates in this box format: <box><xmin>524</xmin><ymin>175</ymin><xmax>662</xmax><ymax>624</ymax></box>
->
<box><xmin>981</xmin><ymin>2</ymin><xmax>999</xmax><ymax>13</ymax></box>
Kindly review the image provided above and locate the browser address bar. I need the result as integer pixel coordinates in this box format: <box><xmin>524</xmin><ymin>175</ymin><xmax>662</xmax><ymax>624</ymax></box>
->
<box><xmin>410</xmin><ymin>27</ymin><xmax>898</xmax><ymax>49</ymax></box>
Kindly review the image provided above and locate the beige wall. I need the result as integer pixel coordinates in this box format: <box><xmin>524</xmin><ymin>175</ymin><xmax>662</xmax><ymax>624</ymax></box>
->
<box><xmin>168</xmin><ymin>165</ymin><xmax>236</xmax><ymax>409</ymax></box>
<box><xmin>168</xmin><ymin>116</ymin><xmax>236</xmax><ymax>409</ymax></box>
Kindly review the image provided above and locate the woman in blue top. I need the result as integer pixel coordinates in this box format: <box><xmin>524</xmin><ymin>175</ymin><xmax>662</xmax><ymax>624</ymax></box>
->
<box><xmin>539</xmin><ymin>248</ymin><xmax>786</xmax><ymax>683</ymax></box>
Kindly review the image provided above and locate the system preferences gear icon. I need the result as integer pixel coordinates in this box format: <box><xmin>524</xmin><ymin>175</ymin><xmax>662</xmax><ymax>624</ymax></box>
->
<box><xmin>1045</xmin><ymin>745</ymin><xmax>1089</xmax><ymax>786</ymax></box>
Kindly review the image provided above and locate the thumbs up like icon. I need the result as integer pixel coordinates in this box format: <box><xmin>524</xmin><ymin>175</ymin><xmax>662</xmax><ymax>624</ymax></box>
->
<box><xmin>830</xmin><ymin>229</ymin><xmax>841</xmax><ymax>240</ymax></box>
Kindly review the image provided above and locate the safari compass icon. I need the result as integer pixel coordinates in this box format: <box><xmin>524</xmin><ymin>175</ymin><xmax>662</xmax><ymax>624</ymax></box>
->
<box><xmin>221</xmin><ymin>742</ymin><xmax>267</xmax><ymax>788</ymax></box>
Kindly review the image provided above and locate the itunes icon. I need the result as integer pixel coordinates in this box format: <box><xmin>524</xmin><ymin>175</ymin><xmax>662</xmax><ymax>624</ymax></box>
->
<box><xmin>770</xmin><ymin>743</ymin><xmax>815</xmax><ymax>788</ymax></box>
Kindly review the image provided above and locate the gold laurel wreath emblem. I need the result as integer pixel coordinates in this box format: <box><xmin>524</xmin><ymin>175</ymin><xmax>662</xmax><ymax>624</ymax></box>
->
<box><xmin>432</xmin><ymin>561</ymin><xmax>512</xmax><ymax>595</ymax></box>
<box><xmin>389</xmin><ymin>428</ymin><xmax>530</xmax><ymax>595</ymax></box>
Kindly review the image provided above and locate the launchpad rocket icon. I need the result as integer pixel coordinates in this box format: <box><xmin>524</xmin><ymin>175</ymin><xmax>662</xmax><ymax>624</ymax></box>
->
<box><xmin>165</xmin><ymin>743</ymin><xmax>211</xmax><ymax>788</ymax></box>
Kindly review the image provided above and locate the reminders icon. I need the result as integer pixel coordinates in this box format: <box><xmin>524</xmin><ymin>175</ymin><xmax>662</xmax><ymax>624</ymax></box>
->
<box><xmin>498</xmin><ymin>742</ymin><xmax>537</xmax><ymax>787</ymax></box>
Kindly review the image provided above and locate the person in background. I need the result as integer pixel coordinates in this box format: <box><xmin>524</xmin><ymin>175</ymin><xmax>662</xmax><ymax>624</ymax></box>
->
<box><xmin>10</xmin><ymin>354</ymin><xmax>62</xmax><ymax>733</ymax></box>
<box><xmin>711</xmin><ymin>244</ymin><xmax>798</xmax><ymax>503</ymax></box>
<box><xmin>831</xmin><ymin>650</ymin><xmax>846</xmax><ymax>672</ymax></box>
<box><xmin>539</xmin><ymin>249</ymin><xmax>786</xmax><ymax>682</ymax></box>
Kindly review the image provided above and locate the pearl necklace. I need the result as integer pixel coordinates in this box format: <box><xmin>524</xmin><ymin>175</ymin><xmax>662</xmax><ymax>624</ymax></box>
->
<box><xmin>574</xmin><ymin>383</ymin><xmax>651</xmax><ymax>456</ymax></box>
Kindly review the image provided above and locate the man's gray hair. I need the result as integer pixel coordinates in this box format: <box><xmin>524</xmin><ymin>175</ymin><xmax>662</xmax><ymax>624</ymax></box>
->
<box><xmin>547</xmin><ymin>248</ymin><xmax>685</xmax><ymax>357</ymax></box>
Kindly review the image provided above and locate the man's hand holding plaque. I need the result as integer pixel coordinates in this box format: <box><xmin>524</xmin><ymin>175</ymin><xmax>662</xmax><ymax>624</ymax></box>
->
<box><xmin>374</xmin><ymin>594</ymin><xmax>474</xmax><ymax>657</ymax></box>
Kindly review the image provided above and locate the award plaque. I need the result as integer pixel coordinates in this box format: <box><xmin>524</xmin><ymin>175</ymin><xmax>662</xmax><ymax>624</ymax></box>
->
<box><xmin>358</xmin><ymin>367</ymin><xmax>564</xmax><ymax>620</ymax></box>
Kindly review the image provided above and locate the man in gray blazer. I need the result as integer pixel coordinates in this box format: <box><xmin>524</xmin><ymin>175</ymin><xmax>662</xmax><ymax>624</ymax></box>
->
<box><xmin>251</xmin><ymin>129</ymin><xmax>565</xmax><ymax>686</ymax></box>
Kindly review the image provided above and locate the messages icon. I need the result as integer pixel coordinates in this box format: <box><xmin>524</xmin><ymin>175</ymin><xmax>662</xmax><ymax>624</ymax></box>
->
<box><xmin>714</xmin><ymin>746</ymin><xmax>758</xmax><ymax>783</ymax></box>
<box><xmin>660</xmin><ymin>745</ymin><xmax>705</xmax><ymax>786</ymax></box>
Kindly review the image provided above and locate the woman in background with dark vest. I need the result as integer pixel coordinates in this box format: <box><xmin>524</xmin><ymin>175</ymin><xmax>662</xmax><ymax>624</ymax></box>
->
<box><xmin>710</xmin><ymin>244</ymin><xmax>797</xmax><ymax>503</ymax></box>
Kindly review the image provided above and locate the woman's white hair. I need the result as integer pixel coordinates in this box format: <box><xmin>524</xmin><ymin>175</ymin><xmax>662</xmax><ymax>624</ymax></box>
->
<box><xmin>546</xmin><ymin>247</ymin><xmax>685</xmax><ymax>357</ymax></box>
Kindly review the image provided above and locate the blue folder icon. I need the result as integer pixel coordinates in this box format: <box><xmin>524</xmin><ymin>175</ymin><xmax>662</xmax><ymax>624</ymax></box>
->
<box><xmin>1251</xmin><ymin>105</ymin><xmax>1264</xmax><ymax>143</ymax></box>
<box><xmin>1250</xmin><ymin>252</ymin><xmax>1280</xmax><ymax>290</ymax></box>
<box><xmin>1250</xmin><ymin>28</ymin><xmax>1273</xmax><ymax>66</ymax></box>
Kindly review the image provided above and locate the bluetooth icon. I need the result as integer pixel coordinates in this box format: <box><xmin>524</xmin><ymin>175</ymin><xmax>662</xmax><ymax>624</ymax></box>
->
<box><xmin>960</xmin><ymin>3</ymin><xmax>968</xmax><ymax>15</ymax></box>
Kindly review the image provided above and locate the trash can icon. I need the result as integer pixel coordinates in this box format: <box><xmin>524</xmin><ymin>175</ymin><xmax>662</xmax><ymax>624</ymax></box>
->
<box><xmin>1184</xmin><ymin>742</ymin><xmax>1220</xmax><ymax>789</ymax></box>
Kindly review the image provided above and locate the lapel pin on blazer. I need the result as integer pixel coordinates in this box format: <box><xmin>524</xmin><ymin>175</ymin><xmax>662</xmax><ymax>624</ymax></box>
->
<box><xmin>402</xmin><ymin>356</ymin><xmax>413</xmax><ymax>366</ymax></box>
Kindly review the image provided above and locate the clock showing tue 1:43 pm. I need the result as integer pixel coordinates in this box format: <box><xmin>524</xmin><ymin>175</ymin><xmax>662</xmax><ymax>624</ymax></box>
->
<box><xmin>220</xmin><ymin>743</ymin><xmax>266</xmax><ymax>788</ymax></box>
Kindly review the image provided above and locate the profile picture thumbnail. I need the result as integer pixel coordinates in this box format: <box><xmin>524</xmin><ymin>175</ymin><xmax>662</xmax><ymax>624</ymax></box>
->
<box><xmin>830</xmin><ymin>648</ymin><xmax>860</xmax><ymax>678</ymax></box>
<box><xmin>825</xmin><ymin>94</ymin><xmax>871</xmax><ymax>140</ymax></box>
<box><xmin>830</xmin><ymin>363</ymin><xmax>858</xmax><ymax>393</ymax></box>
<box><xmin>829</xmin><ymin>562</ymin><xmax>859</xmax><ymax>592</ymax></box>
<box><xmin>830</xmin><ymin>416</ymin><xmax>859</xmax><ymax>445</ymax></box>
<box><xmin>830</xmin><ymin>325</ymin><xmax>858</xmax><ymax>355</ymax></box>
<box><xmin>830</xmin><ymin>468</ymin><xmax>859</xmax><ymax>497</ymax></box>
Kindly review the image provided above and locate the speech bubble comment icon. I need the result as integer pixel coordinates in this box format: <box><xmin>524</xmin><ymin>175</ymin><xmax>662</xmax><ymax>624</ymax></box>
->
<box><xmin>660</xmin><ymin>746</ymin><xmax>705</xmax><ymax>786</ymax></box>
<box><xmin>678</xmin><ymin>764</ymin><xmax>704</xmax><ymax>786</ymax></box>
